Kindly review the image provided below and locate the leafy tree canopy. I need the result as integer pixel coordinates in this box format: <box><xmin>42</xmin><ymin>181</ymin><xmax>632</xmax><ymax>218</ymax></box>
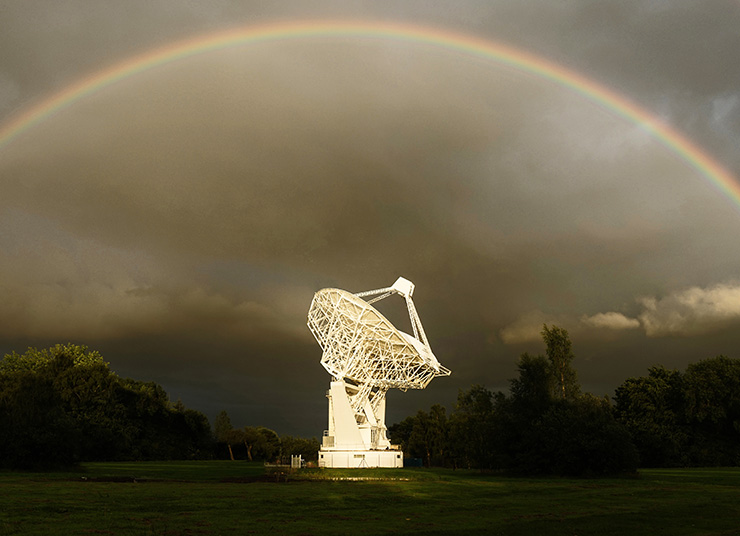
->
<box><xmin>0</xmin><ymin>343</ymin><xmax>213</xmax><ymax>470</ymax></box>
<box><xmin>0</xmin><ymin>343</ymin><xmax>107</xmax><ymax>374</ymax></box>
<box><xmin>541</xmin><ymin>325</ymin><xmax>580</xmax><ymax>401</ymax></box>
<box><xmin>616</xmin><ymin>355</ymin><xmax>740</xmax><ymax>467</ymax></box>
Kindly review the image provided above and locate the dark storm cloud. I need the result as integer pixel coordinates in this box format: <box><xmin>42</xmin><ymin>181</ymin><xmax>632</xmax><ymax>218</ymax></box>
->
<box><xmin>1</xmin><ymin>1</ymin><xmax>740</xmax><ymax>434</ymax></box>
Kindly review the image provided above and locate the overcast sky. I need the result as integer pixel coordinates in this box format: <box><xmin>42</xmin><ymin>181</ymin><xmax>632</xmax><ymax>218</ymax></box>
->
<box><xmin>1</xmin><ymin>1</ymin><xmax>740</xmax><ymax>436</ymax></box>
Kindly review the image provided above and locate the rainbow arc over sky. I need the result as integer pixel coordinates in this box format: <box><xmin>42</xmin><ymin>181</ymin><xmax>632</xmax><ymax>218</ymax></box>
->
<box><xmin>1</xmin><ymin>20</ymin><xmax>739</xmax><ymax>210</ymax></box>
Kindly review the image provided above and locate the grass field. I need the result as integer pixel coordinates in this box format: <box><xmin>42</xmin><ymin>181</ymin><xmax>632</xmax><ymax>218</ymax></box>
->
<box><xmin>1</xmin><ymin>462</ymin><xmax>739</xmax><ymax>535</ymax></box>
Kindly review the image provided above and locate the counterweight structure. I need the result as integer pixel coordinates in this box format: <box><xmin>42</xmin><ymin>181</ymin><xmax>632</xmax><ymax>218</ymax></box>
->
<box><xmin>307</xmin><ymin>277</ymin><xmax>450</xmax><ymax>468</ymax></box>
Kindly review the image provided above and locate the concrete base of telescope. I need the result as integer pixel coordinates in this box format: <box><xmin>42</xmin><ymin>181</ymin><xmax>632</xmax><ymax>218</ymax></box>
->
<box><xmin>318</xmin><ymin>449</ymin><xmax>403</xmax><ymax>468</ymax></box>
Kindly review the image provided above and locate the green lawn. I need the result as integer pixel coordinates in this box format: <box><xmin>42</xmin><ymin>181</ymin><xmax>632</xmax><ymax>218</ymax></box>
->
<box><xmin>1</xmin><ymin>462</ymin><xmax>739</xmax><ymax>535</ymax></box>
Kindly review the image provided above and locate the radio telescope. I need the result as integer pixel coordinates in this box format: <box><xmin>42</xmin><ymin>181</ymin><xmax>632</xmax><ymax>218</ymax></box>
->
<box><xmin>307</xmin><ymin>277</ymin><xmax>450</xmax><ymax>468</ymax></box>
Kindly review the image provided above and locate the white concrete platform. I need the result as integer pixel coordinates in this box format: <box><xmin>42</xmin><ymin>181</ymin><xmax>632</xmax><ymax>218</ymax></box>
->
<box><xmin>318</xmin><ymin>449</ymin><xmax>403</xmax><ymax>468</ymax></box>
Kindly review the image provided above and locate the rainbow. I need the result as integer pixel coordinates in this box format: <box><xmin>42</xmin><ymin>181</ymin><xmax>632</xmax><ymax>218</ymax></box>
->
<box><xmin>1</xmin><ymin>19</ymin><xmax>739</xmax><ymax>209</ymax></box>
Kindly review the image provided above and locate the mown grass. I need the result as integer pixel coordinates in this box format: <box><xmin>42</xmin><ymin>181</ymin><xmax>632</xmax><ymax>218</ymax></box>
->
<box><xmin>1</xmin><ymin>462</ymin><xmax>739</xmax><ymax>535</ymax></box>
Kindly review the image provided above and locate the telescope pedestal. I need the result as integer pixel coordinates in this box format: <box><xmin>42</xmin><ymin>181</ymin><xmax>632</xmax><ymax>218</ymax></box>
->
<box><xmin>318</xmin><ymin>379</ymin><xmax>403</xmax><ymax>468</ymax></box>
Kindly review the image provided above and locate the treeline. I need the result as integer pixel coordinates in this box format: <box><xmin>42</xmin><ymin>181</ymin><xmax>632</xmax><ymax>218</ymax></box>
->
<box><xmin>0</xmin><ymin>344</ymin><xmax>212</xmax><ymax>469</ymax></box>
<box><xmin>4</xmin><ymin>338</ymin><xmax>738</xmax><ymax>473</ymax></box>
<box><xmin>615</xmin><ymin>356</ymin><xmax>740</xmax><ymax>467</ymax></box>
<box><xmin>212</xmin><ymin>410</ymin><xmax>319</xmax><ymax>464</ymax></box>
<box><xmin>389</xmin><ymin>325</ymin><xmax>740</xmax><ymax>475</ymax></box>
<box><xmin>0</xmin><ymin>344</ymin><xmax>317</xmax><ymax>470</ymax></box>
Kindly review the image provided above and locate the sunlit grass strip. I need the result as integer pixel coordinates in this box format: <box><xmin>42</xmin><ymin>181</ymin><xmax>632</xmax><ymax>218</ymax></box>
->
<box><xmin>1</xmin><ymin>463</ymin><xmax>739</xmax><ymax>535</ymax></box>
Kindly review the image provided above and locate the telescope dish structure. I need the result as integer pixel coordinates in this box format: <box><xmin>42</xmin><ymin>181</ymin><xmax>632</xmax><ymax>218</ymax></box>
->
<box><xmin>307</xmin><ymin>277</ymin><xmax>450</xmax><ymax>468</ymax></box>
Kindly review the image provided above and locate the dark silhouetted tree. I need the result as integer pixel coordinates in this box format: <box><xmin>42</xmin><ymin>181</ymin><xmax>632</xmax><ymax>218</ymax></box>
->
<box><xmin>0</xmin><ymin>344</ymin><xmax>212</xmax><ymax>468</ymax></box>
<box><xmin>279</xmin><ymin>435</ymin><xmax>320</xmax><ymax>463</ymax></box>
<box><xmin>0</xmin><ymin>369</ymin><xmax>80</xmax><ymax>469</ymax></box>
<box><xmin>614</xmin><ymin>366</ymin><xmax>687</xmax><ymax>467</ymax></box>
<box><xmin>509</xmin><ymin>352</ymin><xmax>552</xmax><ymax>417</ymax></box>
<box><xmin>388</xmin><ymin>415</ymin><xmax>416</xmax><ymax>454</ymax></box>
<box><xmin>242</xmin><ymin>426</ymin><xmax>280</xmax><ymax>462</ymax></box>
<box><xmin>214</xmin><ymin>410</ymin><xmax>236</xmax><ymax>460</ymax></box>
<box><xmin>406</xmin><ymin>405</ymin><xmax>449</xmax><ymax>467</ymax></box>
<box><xmin>449</xmin><ymin>326</ymin><xmax>636</xmax><ymax>475</ymax></box>
<box><xmin>449</xmin><ymin>385</ymin><xmax>497</xmax><ymax>469</ymax></box>
<box><xmin>538</xmin><ymin>394</ymin><xmax>638</xmax><ymax>476</ymax></box>
<box><xmin>615</xmin><ymin>356</ymin><xmax>740</xmax><ymax>467</ymax></box>
<box><xmin>682</xmin><ymin>356</ymin><xmax>740</xmax><ymax>465</ymax></box>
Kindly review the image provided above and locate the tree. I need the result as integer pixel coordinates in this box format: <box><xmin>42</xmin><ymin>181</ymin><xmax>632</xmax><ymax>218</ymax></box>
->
<box><xmin>682</xmin><ymin>356</ymin><xmax>740</xmax><ymax>465</ymax></box>
<box><xmin>225</xmin><ymin>428</ymin><xmax>245</xmax><ymax>461</ymax></box>
<box><xmin>171</xmin><ymin>404</ymin><xmax>213</xmax><ymax>459</ymax></box>
<box><xmin>254</xmin><ymin>427</ymin><xmax>280</xmax><ymax>461</ymax></box>
<box><xmin>449</xmin><ymin>385</ymin><xmax>497</xmax><ymax>469</ymax></box>
<box><xmin>614</xmin><ymin>366</ymin><xmax>687</xmax><ymax>467</ymax></box>
<box><xmin>427</xmin><ymin>404</ymin><xmax>449</xmax><ymax>466</ymax></box>
<box><xmin>279</xmin><ymin>435</ymin><xmax>320</xmax><ymax>463</ymax></box>
<box><xmin>388</xmin><ymin>415</ymin><xmax>416</xmax><ymax>454</ymax></box>
<box><xmin>509</xmin><ymin>352</ymin><xmax>552</xmax><ymax>417</ymax></box>
<box><xmin>615</xmin><ymin>356</ymin><xmax>740</xmax><ymax>467</ymax></box>
<box><xmin>242</xmin><ymin>427</ymin><xmax>260</xmax><ymax>461</ymax></box>
<box><xmin>406</xmin><ymin>405</ymin><xmax>449</xmax><ymax>467</ymax></box>
<box><xmin>0</xmin><ymin>369</ymin><xmax>80</xmax><ymax>469</ymax></box>
<box><xmin>495</xmin><ymin>327</ymin><xmax>635</xmax><ymax>476</ymax></box>
<box><xmin>0</xmin><ymin>344</ymin><xmax>121</xmax><ymax>467</ymax></box>
<box><xmin>214</xmin><ymin>410</ymin><xmax>236</xmax><ymax>460</ymax></box>
<box><xmin>539</xmin><ymin>395</ymin><xmax>638</xmax><ymax>476</ymax></box>
<box><xmin>541</xmin><ymin>325</ymin><xmax>580</xmax><ymax>400</ymax></box>
<box><xmin>498</xmin><ymin>352</ymin><xmax>556</xmax><ymax>474</ymax></box>
<box><xmin>0</xmin><ymin>343</ymin><xmax>213</xmax><ymax>468</ymax></box>
<box><xmin>242</xmin><ymin>426</ymin><xmax>280</xmax><ymax>462</ymax></box>
<box><xmin>214</xmin><ymin>410</ymin><xmax>233</xmax><ymax>442</ymax></box>
<box><xmin>0</xmin><ymin>343</ymin><xmax>106</xmax><ymax>374</ymax></box>
<box><xmin>52</xmin><ymin>351</ymin><xmax>130</xmax><ymax>461</ymax></box>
